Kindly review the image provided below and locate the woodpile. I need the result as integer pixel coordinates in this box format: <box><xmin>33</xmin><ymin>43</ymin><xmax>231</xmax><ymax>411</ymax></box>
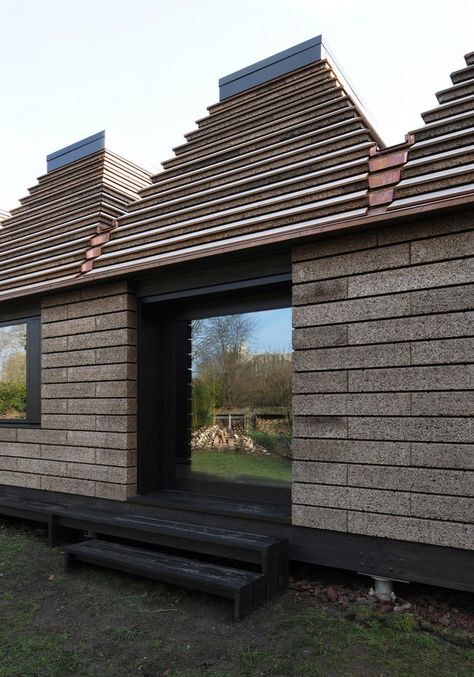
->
<box><xmin>255</xmin><ymin>417</ymin><xmax>291</xmax><ymax>436</ymax></box>
<box><xmin>191</xmin><ymin>425</ymin><xmax>269</xmax><ymax>454</ymax></box>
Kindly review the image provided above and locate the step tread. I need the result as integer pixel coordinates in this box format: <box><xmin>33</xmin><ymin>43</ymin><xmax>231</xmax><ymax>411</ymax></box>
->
<box><xmin>66</xmin><ymin>506</ymin><xmax>284</xmax><ymax>548</ymax></box>
<box><xmin>0</xmin><ymin>493</ymin><xmax>283</xmax><ymax>548</ymax></box>
<box><xmin>0</xmin><ymin>495</ymin><xmax>61</xmax><ymax>514</ymax></box>
<box><xmin>101</xmin><ymin>513</ymin><xmax>283</xmax><ymax>549</ymax></box>
<box><xmin>128</xmin><ymin>490</ymin><xmax>291</xmax><ymax>523</ymax></box>
<box><xmin>65</xmin><ymin>539</ymin><xmax>263</xmax><ymax>591</ymax></box>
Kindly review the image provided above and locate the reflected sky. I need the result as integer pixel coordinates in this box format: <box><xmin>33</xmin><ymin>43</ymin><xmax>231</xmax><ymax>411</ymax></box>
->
<box><xmin>244</xmin><ymin>307</ymin><xmax>292</xmax><ymax>354</ymax></box>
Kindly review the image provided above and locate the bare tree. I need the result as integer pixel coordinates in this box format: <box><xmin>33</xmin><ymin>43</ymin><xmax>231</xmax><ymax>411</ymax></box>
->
<box><xmin>192</xmin><ymin>314</ymin><xmax>257</xmax><ymax>408</ymax></box>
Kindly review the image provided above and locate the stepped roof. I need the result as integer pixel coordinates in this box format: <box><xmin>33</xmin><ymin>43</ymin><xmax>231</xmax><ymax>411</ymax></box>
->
<box><xmin>0</xmin><ymin>38</ymin><xmax>472</xmax><ymax>302</ymax></box>
<box><xmin>0</xmin><ymin>132</ymin><xmax>151</xmax><ymax>301</ymax></box>
<box><xmin>389</xmin><ymin>51</ymin><xmax>474</xmax><ymax>211</ymax></box>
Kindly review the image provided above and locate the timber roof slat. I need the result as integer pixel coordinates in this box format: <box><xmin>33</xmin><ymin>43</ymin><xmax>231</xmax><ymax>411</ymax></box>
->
<box><xmin>389</xmin><ymin>182</ymin><xmax>474</xmax><ymax>209</ymax></box>
<box><xmin>390</xmin><ymin>53</ymin><xmax>474</xmax><ymax>210</ymax></box>
<box><xmin>411</xmin><ymin>110</ymin><xmax>474</xmax><ymax>143</ymax></box>
<box><xmin>140</xmin><ymin>130</ymin><xmax>372</xmax><ymax>197</ymax></box>
<box><xmin>88</xmin><ymin>206</ymin><xmax>369</xmax><ymax>276</ymax></box>
<box><xmin>120</xmin><ymin>158</ymin><xmax>367</xmax><ymax>223</ymax></box>
<box><xmin>421</xmin><ymin>94</ymin><xmax>474</xmax><ymax>124</ymax></box>
<box><xmin>193</xmin><ymin>67</ymin><xmax>336</xmax><ymax>128</ymax></box>
<box><xmin>402</xmin><ymin>146</ymin><xmax>474</xmax><ymax>181</ymax></box>
<box><xmin>451</xmin><ymin>64</ymin><xmax>474</xmax><ymax>85</ymax></box>
<box><xmin>89</xmin><ymin>54</ymin><xmax>376</xmax><ymax>274</ymax></box>
<box><xmin>162</xmin><ymin>107</ymin><xmax>360</xmax><ymax>171</ymax></box>
<box><xmin>155</xmin><ymin>119</ymin><xmax>369</xmax><ymax>182</ymax></box>
<box><xmin>0</xmin><ymin>149</ymin><xmax>152</xmax><ymax>297</ymax></box>
<box><xmin>436</xmin><ymin>77</ymin><xmax>474</xmax><ymax>104</ymax></box>
<box><xmin>105</xmin><ymin>174</ymin><xmax>368</xmax><ymax>247</ymax></box>
<box><xmin>93</xmin><ymin>189</ymin><xmax>368</xmax><ymax>267</ymax></box>
<box><xmin>123</xmin><ymin>153</ymin><xmax>370</xmax><ymax>220</ymax></box>
<box><xmin>178</xmin><ymin>94</ymin><xmax>350</xmax><ymax>154</ymax></box>
<box><xmin>188</xmin><ymin>83</ymin><xmax>344</xmax><ymax>140</ymax></box>
<box><xmin>172</xmin><ymin>102</ymin><xmax>354</xmax><ymax>165</ymax></box>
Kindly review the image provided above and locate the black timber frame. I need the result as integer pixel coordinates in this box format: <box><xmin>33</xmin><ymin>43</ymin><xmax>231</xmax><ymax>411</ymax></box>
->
<box><xmin>136</xmin><ymin>250</ymin><xmax>292</xmax><ymax>501</ymax></box>
<box><xmin>137</xmin><ymin>280</ymin><xmax>292</xmax><ymax>501</ymax></box>
<box><xmin>0</xmin><ymin>309</ymin><xmax>41</xmax><ymax>427</ymax></box>
<box><xmin>64</xmin><ymin>539</ymin><xmax>267</xmax><ymax>621</ymax></box>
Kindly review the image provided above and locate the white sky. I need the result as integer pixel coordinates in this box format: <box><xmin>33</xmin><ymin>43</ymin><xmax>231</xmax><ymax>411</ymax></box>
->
<box><xmin>0</xmin><ymin>0</ymin><xmax>472</xmax><ymax>209</ymax></box>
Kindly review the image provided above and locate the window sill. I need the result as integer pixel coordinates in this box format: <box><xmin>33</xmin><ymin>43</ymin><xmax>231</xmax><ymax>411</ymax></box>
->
<box><xmin>0</xmin><ymin>421</ymin><xmax>41</xmax><ymax>428</ymax></box>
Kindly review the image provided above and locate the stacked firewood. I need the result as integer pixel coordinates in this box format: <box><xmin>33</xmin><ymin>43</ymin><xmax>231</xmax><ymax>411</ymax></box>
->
<box><xmin>191</xmin><ymin>425</ymin><xmax>268</xmax><ymax>454</ymax></box>
<box><xmin>255</xmin><ymin>417</ymin><xmax>291</xmax><ymax>436</ymax></box>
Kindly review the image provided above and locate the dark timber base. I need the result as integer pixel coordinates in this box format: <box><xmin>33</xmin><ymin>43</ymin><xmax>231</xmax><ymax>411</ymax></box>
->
<box><xmin>128</xmin><ymin>490</ymin><xmax>291</xmax><ymax>524</ymax></box>
<box><xmin>65</xmin><ymin>540</ymin><xmax>266</xmax><ymax>621</ymax></box>
<box><xmin>0</xmin><ymin>485</ymin><xmax>473</xmax><ymax>594</ymax></box>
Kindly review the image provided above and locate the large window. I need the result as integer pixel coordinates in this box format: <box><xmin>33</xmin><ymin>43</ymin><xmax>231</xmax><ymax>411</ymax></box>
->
<box><xmin>0</xmin><ymin>317</ymin><xmax>40</xmax><ymax>425</ymax></box>
<box><xmin>137</xmin><ymin>273</ymin><xmax>293</xmax><ymax>501</ymax></box>
<box><xmin>182</xmin><ymin>307</ymin><xmax>292</xmax><ymax>488</ymax></box>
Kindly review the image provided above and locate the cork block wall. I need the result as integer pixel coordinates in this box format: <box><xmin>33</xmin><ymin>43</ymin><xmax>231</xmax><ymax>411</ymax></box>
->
<box><xmin>0</xmin><ymin>281</ymin><xmax>137</xmax><ymax>500</ymax></box>
<box><xmin>291</xmin><ymin>211</ymin><xmax>474</xmax><ymax>550</ymax></box>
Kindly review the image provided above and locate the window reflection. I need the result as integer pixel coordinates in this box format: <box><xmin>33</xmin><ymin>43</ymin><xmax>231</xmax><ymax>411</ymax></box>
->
<box><xmin>0</xmin><ymin>323</ymin><xmax>27</xmax><ymax>420</ymax></box>
<box><xmin>189</xmin><ymin>308</ymin><xmax>292</xmax><ymax>486</ymax></box>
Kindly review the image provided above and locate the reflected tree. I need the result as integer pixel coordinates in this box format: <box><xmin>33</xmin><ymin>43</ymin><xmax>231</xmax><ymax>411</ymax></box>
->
<box><xmin>191</xmin><ymin>314</ymin><xmax>291</xmax><ymax>417</ymax></box>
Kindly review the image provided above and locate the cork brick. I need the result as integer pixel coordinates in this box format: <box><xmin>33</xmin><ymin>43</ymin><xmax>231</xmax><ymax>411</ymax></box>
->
<box><xmin>292</xmin><ymin>504</ymin><xmax>347</xmax><ymax>531</ymax></box>
<box><xmin>292</xmin><ymin>213</ymin><xmax>473</xmax><ymax>551</ymax></box>
<box><xmin>0</xmin><ymin>282</ymin><xmax>138</xmax><ymax>500</ymax></box>
<box><xmin>293</xmin><ymin>293</ymin><xmax>411</xmax><ymax>327</ymax></box>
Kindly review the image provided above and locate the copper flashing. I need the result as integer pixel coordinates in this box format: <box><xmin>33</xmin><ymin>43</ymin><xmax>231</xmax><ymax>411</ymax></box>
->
<box><xmin>80</xmin><ymin>260</ymin><xmax>94</xmax><ymax>273</ymax></box>
<box><xmin>78</xmin><ymin>220</ymin><xmax>116</xmax><ymax>274</ymax></box>
<box><xmin>90</xmin><ymin>232</ymin><xmax>111</xmax><ymax>247</ymax></box>
<box><xmin>368</xmin><ymin>149</ymin><xmax>410</xmax><ymax>172</ymax></box>
<box><xmin>367</xmin><ymin>134</ymin><xmax>414</xmax><ymax>210</ymax></box>
<box><xmin>368</xmin><ymin>168</ymin><xmax>402</xmax><ymax>189</ymax></box>
<box><xmin>368</xmin><ymin>188</ymin><xmax>395</xmax><ymax>207</ymax></box>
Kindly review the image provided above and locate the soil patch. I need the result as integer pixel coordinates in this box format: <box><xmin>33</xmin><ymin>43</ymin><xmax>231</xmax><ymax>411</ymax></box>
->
<box><xmin>0</xmin><ymin>519</ymin><xmax>473</xmax><ymax>676</ymax></box>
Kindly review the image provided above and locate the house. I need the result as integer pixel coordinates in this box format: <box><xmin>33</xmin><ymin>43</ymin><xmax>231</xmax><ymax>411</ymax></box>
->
<box><xmin>0</xmin><ymin>36</ymin><xmax>472</xmax><ymax>610</ymax></box>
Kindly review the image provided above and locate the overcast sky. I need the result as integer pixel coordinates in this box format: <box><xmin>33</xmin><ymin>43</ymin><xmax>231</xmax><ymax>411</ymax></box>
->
<box><xmin>0</xmin><ymin>0</ymin><xmax>472</xmax><ymax>209</ymax></box>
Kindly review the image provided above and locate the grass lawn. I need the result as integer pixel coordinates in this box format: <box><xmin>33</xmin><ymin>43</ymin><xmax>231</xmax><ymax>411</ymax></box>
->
<box><xmin>1</xmin><ymin>520</ymin><xmax>473</xmax><ymax>676</ymax></box>
<box><xmin>191</xmin><ymin>449</ymin><xmax>291</xmax><ymax>483</ymax></box>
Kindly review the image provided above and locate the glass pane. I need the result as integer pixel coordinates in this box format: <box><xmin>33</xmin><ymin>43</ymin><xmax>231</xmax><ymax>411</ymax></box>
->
<box><xmin>0</xmin><ymin>323</ymin><xmax>27</xmax><ymax>420</ymax></box>
<box><xmin>188</xmin><ymin>308</ymin><xmax>292</xmax><ymax>487</ymax></box>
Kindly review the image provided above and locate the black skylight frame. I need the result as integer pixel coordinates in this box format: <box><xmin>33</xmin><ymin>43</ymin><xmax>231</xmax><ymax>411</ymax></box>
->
<box><xmin>0</xmin><ymin>316</ymin><xmax>41</xmax><ymax>426</ymax></box>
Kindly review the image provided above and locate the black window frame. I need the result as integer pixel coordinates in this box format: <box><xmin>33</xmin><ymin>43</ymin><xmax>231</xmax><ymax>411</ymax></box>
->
<box><xmin>137</xmin><ymin>275</ymin><xmax>292</xmax><ymax>503</ymax></box>
<box><xmin>0</xmin><ymin>315</ymin><xmax>41</xmax><ymax>426</ymax></box>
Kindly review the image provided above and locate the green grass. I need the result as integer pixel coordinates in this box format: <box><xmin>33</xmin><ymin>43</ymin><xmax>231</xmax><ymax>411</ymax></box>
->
<box><xmin>191</xmin><ymin>449</ymin><xmax>291</xmax><ymax>483</ymax></box>
<box><xmin>0</xmin><ymin>520</ymin><xmax>473</xmax><ymax>676</ymax></box>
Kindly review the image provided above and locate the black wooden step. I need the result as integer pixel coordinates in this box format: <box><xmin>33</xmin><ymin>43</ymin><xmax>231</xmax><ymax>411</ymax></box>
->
<box><xmin>0</xmin><ymin>488</ymin><xmax>288</xmax><ymax>600</ymax></box>
<box><xmin>54</xmin><ymin>509</ymin><xmax>288</xmax><ymax>600</ymax></box>
<box><xmin>64</xmin><ymin>539</ymin><xmax>266</xmax><ymax>621</ymax></box>
<box><xmin>0</xmin><ymin>493</ymin><xmax>60</xmax><ymax>521</ymax></box>
<box><xmin>128</xmin><ymin>490</ymin><xmax>291</xmax><ymax>523</ymax></box>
